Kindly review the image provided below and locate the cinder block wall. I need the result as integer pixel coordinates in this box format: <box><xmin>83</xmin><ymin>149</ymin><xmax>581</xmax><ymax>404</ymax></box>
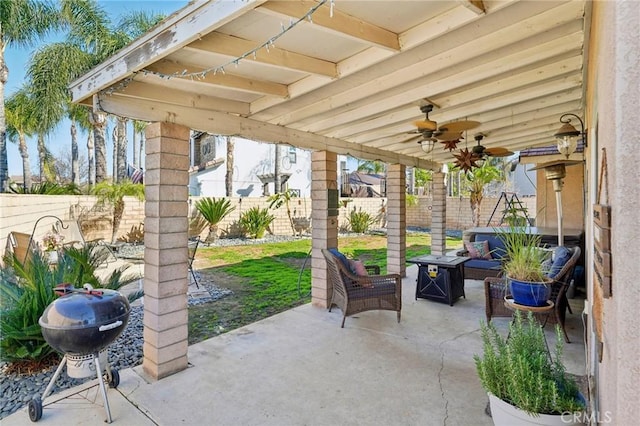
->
<box><xmin>1</xmin><ymin>194</ymin><xmax>537</xmax><ymax>257</ymax></box>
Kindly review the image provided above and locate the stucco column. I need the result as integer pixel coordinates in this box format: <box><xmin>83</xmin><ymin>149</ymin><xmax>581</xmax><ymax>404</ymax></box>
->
<box><xmin>310</xmin><ymin>150</ymin><xmax>338</xmax><ymax>308</ymax></box>
<box><xmin>142</xmin><ymin>122</ymin><xmax>190</xmax><ymax>380</ymax></box>
<box><xmin>431</xmin><ymin>171</ymin><xmax>446</xmax><ymax>255</ymax></box>
<box><xmin>386</xmin><ymin>164</ymin><xmax>406</xmax><ymax>276</ymax></box>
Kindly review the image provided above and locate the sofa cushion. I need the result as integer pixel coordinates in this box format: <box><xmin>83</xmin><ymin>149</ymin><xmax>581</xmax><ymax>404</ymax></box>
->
<box><xmin>475</xmin><ymin>234</ymin><xmax>507</xmax><ymax>260</ymax></box>
<box><xmin>465</xmin><ymin>240</ymin><xmax>492</xmax><ymax>260</ymax></box>
<box><xmin>464</xmin><ymin>258</ymin><xmax>502</xmax><ymax>271</ymax></box>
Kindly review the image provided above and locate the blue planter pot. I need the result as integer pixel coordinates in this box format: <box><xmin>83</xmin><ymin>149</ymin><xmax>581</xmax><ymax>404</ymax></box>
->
<box><xmin>509</xmin><ymin>278</ymin><xmax>552</xmax><ymax>307</ymax></box>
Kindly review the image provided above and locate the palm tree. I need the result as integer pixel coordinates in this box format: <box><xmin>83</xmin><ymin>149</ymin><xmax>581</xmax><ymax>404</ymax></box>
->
<box><xmin>195</xmin><ymin>197</ymin><xmax>236</xmax><ymax>243</ymax></box>
<box><xmin>357</xmin><ymin>160</ymin><xmax>386</xmax><ymax>175</ymax></box>
<box><xmin>465</xmin><ymin>161</ymin><xmax>502</xmax><ymax>227</ymax></box>
<box><xmin>93</xmin><ymin>180</ymin><xmax>145</xmax><ymax>243</ymax></box>
<box><xmin>5</xmin><ymin>87</ymin><xmax>37</xmax><ymax>189</ymax></box>
<box><xmin>0</xmin><ymin>0</ymin><xmax>62</xmax><ymax>192</ymax></box>
<box><xmin>27</xmin><ymin>0</ymin><xmax>165</xmax><ymax>185</ymax></box>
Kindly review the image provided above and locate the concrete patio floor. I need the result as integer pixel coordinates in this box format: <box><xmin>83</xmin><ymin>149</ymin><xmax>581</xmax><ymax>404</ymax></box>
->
<box><xmin>3</xmin><ymin>265</ymin><xmax>587</xmax><ymax>426</ymax></box>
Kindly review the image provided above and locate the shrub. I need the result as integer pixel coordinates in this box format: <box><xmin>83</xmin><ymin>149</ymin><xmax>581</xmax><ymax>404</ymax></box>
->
<box><xmin>347</xmin><ymin>208</ymin><xmax>375</xmax><ymax>233</ymax></box>
<box><xmin>474</xmin><ymin>311</ymin><xmax>584</xmax><ymax>415</ymax></box>
<box><xmin>239</xmin><ymin>207</ymin><xmax>275</xmax><ymax>239</ymax></box>
<box><xmin>0</xmin><ymin>244</ymin><xmax>142</xmax><ymax>363</ymax></box>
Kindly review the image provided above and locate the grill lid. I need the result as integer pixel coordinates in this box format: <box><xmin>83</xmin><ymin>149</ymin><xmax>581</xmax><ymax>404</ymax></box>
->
<box><xmin>40</xmin><ymin>284</ymin><xmax>130</xmax><ymax>330</ymax></box>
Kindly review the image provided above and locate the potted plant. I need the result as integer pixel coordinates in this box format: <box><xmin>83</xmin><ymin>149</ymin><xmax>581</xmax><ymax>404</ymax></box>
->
<box><xmin>497</xmin><ymin>227</ymin><xmax>552</xmax><ymax>306</ymax></box>
<box><xmin>474</xmin><ymin>311</ymin><xmax>586</xmax><ymax>425</ymax></box>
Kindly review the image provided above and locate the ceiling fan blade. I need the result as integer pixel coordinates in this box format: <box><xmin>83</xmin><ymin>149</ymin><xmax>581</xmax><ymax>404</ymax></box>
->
<box><xmin>434</xmin><ymin>131</ymin><xmax>462</xmax><ymax>141</ymax></box>
<box><xmin>413</xmin><ymin>120</ymin><xmax>437</xmax><ymax>130</ymax></box>
<box><xmin>485</xmin><ymin>147</ymin><xmax>515</xmax><ymax>157</ymax></box>
<box><xmin>438</xmin><ymin>120</ymin><xmax>481</xmax><ymax>133</ymax></box>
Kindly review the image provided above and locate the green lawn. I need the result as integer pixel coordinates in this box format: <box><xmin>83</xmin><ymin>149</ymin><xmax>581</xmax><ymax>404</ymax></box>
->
<box><xmin>188</xmin><ymin>233</ymin><xmax>462</xmax><ymax>343</ymax></box>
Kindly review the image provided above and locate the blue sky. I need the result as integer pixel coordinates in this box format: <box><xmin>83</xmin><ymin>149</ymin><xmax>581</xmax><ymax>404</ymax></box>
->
<box><xmin>5</xmin><ymin>0</ymin><xmax>188</xmax><ymax>177</ymax></box>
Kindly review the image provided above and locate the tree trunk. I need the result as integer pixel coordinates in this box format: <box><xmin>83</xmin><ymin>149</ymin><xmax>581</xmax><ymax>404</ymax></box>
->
<box><xmin>470</xmin><ymin>192</ymin><xmax>483</xmax><ymax>227</ymax></box>
<box><xmin>132</xmin><ymin>128</ymin><xmax>138</xmax><ymax>169</ymax></box>
<box><xmin>18</xmin><ymin>133</ymin><xmax>32</xmax><ymax>189</ymax></box>
<box><xmin>111</xmin><ymin>197</ymin><xmax>125</xmax><ymax>244</ymax></box>
<box><xmin>116</xmin><ymin>117</ymin><xmax>127</xmax><ymax>182</ymax></box>
<box><xmin>0</xmin><ymin>51</ymin><xmax>8</xmax><ymax>192</ymax></box>
<box><xmin>71</xmin><ymin>121</ymin><xmax>79</xmax><ymax>186</ymax></box>
<box><xmin>139</xmin><ymin>130</ymin><xmax>144</xmax><ymax>169</ymax></box>
<box><xmin>87</xmin><ymin>131</ymin><xmax>95</xmax><ymax>187</ymax></box>
<box><xmin>90</xmin><ymin>110</ymin><xmax>107</xmax><ymax>183</ymax></box>
<box><xmin>37</xmin><ymin>134</ymin><xmax>45</xmax><ymax>182</ymax></box>
<box><xmin>225</xmin><ymin>136</ymin><xmax>234</xmax><ymax>196</ymax></box>
<box><xmin>274</xmin><ymin>144</ymin><xmax>281</xmax><ymax>194</ymax></box>
<box><xmin>112</xmin><ymin>125</ymin><xmax>117</xmax><ymax>182</ymax></box>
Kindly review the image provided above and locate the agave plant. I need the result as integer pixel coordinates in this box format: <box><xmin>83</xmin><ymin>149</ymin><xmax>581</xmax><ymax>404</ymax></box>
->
<box><xmin>0</xmin><ymin>244</ymin><xmax>142</xmax><ymax>363</ymax></box>
<box><xmin>195</xmin><ymin>197</ymin><xmax>236</xmax><ymax>243</ymax></box>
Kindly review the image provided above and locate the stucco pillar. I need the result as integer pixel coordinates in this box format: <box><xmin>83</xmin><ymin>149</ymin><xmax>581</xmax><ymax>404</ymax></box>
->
<box><xmin>386</xmin><ymin>164</ymin><xmax>406</xmax><ymax>276</ymax></box>
<box><xmin>310</xmin><ymin>150</ymin><xmax>338</xmax><ymax>308</ymax></box>
<box><xmin>142</xmin><ymin>122</ymin><xmax>190</xmax><ymax>380</ymax></box>
<box><xmin>431</xmin><ymin>171</ymin><xmax>446</xmax><ymax>255</ymax></box>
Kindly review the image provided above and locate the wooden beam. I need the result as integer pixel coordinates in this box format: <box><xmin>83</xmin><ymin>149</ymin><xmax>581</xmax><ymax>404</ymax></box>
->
<box><xmin>144</xmin><ymin>60</ymin><xmax>288</xmax><ymax>97</ymax></box>
<box><xmin>96</xmin><ymin>94</ymin><xmax>439</xmax><ymax>170</ymax></box>
<box><xmin>115</xmin><ymin>80</ymin><xmax>251</xmax><ymax>115</ymax></box>
<box><xmin>258</xmin><ymin>1</ymin><xmax>400</xmax><ymax>51</ymax></box>
<box><xmin>186</xmin><ymin>32</ymin><xmax>337</xmax><ymax>77</ymax></box>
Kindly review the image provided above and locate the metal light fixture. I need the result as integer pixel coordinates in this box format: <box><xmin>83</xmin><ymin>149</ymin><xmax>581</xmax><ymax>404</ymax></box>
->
<box><xmin>420</xmin><ymin>139</ymin><xmax>435</xmax><ymax>154</ymax></box>
<box><xmin>554</xmin><ymin>113</ymin><xmax>585</xmax><ymax>158</ymax></box>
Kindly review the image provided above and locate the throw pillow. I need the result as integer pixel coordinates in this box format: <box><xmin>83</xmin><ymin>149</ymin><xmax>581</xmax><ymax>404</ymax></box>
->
<box><xmin>546</xmin><ymin>246</ymin><xmax>572</xmax><ymax>278</ymax></box>
<box><xmin>350</xmin><ymin>260</ymin><xmax>369</xmax><ymax>276</ymax></box>
<box><xmin>464</xmin><ymin>240</ymin><xmax>492</xmax><ymax>260</ymax></box>
<box><xmin>349</xmin><ymin>260</ymin><xmax>374</xmax><ymax>288</ymax></box>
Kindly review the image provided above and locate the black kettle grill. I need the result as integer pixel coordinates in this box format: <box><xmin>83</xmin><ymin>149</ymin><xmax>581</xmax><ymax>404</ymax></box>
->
<box><xmin>29</xmin><ymin>284</ymin><xmax>131</xmax><ymax>423</ymax></box>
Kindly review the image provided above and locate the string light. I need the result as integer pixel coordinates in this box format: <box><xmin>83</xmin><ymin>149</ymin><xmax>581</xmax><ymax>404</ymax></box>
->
<box><xmin>133</xmin><ymin>0</ymin><xmax>334</xmax><ymax>82</ymax></box>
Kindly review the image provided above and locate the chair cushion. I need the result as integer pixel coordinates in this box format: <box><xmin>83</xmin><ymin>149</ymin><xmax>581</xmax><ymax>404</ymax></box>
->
<box><xmin>329</xmin><ymin>248</ymin><xmax>352</xmax><ymax>272</ymax></box>
<box><xmin>464</xmin><ymin>240</ymin><xmax>492</xmax><ymax>260</ymax></box>
<box><xmin>546</xmin><ymin>246</ymin><xmax>572</xmax><ymax>278</ymax></box>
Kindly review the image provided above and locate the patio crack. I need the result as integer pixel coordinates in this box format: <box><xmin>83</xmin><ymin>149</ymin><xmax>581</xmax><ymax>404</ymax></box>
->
<box><xmin>437</xmin><ymin>328</ymin><xmax>480</xmax><ymax>426</ymax></box>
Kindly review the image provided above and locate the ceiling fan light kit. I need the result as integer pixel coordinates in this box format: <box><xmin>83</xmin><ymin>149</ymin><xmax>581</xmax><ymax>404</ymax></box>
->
<box><xmin>420</xmin><ymin>139</ymin><xmax>435</xmax><ymax>154</ymax></box>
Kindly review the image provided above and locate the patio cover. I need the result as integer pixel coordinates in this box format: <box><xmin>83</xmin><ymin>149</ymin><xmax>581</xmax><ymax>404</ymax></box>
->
<box><xmin>69</xmin><ymin>0</ymin><xmax>590</xmax><ymax>167</ymax></box>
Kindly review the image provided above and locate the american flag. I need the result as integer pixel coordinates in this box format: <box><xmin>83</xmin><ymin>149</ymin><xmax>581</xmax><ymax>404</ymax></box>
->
<box><xmin>127</xmin><ymin>164</ymin><xmax>144</xmax><ymax>184</ymax></box>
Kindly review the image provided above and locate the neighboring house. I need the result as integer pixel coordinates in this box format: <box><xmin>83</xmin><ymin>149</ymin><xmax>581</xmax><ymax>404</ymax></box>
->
<box><xmin>189</xmin><ymin>133</ymin><xmax>313</xmax><ymax>197</ymax></box>
<box><xmin>341</xmin><ymin>171</ymin><xmax>386</xmax><ymax>197</ymax></box>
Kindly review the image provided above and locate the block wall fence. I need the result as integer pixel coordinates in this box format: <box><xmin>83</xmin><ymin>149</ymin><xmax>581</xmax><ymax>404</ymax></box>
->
<box><xmin>0</xmin><ymin>194</ymin><xmax>536</xmax><ymax>257</ymax></box>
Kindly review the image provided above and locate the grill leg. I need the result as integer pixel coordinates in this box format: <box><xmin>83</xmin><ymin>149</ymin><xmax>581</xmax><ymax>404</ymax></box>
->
<box><xmin>93</xmin><ymin>354</ymin><xmax>113</xmax><ymax>423</ymax></box>
<box><xmin>41</xmin><ymin>356</ymin><xmax>67</xmax><ymax>402</ymax></box>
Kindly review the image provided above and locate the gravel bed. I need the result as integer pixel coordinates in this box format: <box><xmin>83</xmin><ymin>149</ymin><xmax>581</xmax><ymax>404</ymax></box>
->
<box><xmin>1</xmin><ymin>229</ymin><xmax>449</xmax><ymax>420</ymax></box>
<box><xmin>0</xmin><ymin>275</ymin><xmax>231</xmax><ymax>420</ymax></box>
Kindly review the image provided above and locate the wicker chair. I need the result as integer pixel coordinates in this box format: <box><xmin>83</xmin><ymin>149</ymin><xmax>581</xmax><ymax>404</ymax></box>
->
<box><xmin>484</xmin><ymin>246</ymin><xmax>581</xmax><ymax>343</ymax></box>
<box><xmin>321</xmin><ymin>249</ymin><xmax>402</xmax><ymax>328</ymax></box>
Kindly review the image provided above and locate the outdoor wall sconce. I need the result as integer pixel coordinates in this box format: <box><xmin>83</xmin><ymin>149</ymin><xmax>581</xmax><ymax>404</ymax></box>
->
<box><xmin>420</xmin><ymin>139</ymin><xmax>435</xmax><ymax>154</ymax></box>
<box><xmin>554</xmin><ymin>113</ymin><xmax>585</xmax><ymax>158</ymax></box>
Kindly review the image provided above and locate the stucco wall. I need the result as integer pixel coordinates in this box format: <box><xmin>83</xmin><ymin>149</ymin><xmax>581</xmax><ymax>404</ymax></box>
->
<box><xmin>535</xmin><ymin>163</ymin><xmax>585</xmax><ymax>231</ymax></box>
<box><xmin>588</xmin><ymin>1</ymin><xmax>640</xmax><ymax>424</ymax></box>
